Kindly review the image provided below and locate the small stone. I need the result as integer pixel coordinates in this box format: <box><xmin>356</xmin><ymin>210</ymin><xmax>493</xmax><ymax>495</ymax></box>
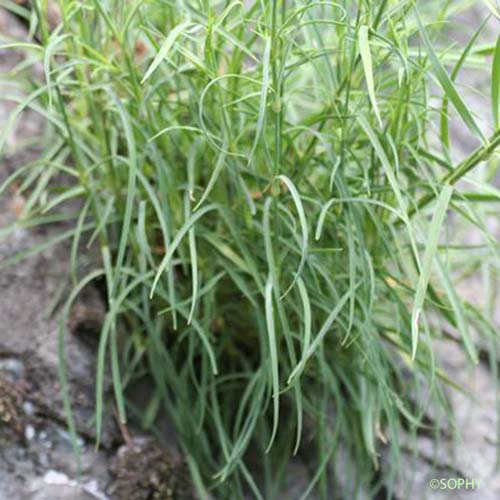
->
<box><xmin>0</xmin><ymin>358</ymin><xmax>24</xmax><ymax>379</ymax></box>
<box><xmin>23</xmin><ymin>401</ymin><xmax>35</xmax><ymax>416</ymax></box>
<box><xmin>43</xmin><ymin>470</ymin><xmax>69</xmax><ymax>485</ymax></box>
<box><xmin>25</xmin><ymin>424</ymin><xmax>35</xmax><ymax>441</ymax></box>
<box><xmin>83</xmin><ymin>479</ymin><xmax>109</xmax><ymax>500</ymax></box>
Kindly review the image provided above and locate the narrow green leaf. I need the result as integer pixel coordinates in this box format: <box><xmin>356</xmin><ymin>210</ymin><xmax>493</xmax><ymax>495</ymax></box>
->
<box><xmin>247</xmin><ymin>37</ymin><xmax>271</xmax><ymax>168</ymax></box>
<box><xmin>186</xmin><ymin>198</ymin><xmax>199</xmax><ymax>325</ymax></box>
<box><xmin>415</xmin><ymin>9</ymin><xmax>486</xmax><ymax>144</ymax></box>
<box><xmin>141</xmin><ymin>21</ymin><xmax>192</xmax><ymax>83</ymax></box>
<box><xmin>264</xmin><ymin>276</ymin><xmax>279</xmax><ymax>453</ymax></box>
<box><xmin>291</xmin><ymin>278</ymin><xmax>310</xmax><ymax>455</ymax></box>
<box><xmin>358</xmin><ymin>26</ymin><xmax>382</xmax><ymax>128</ymax></box>
<box><xmin>287</xmin><ymin>277</ymin><xmax>311</xmax><ymax>388</ymax></box>
<box><xmin>109</xmin><ymin>92</ymin><xmax>137</xmax><ymax>297</ymax></box>
<box><xmin>441</xmin><ymin>18</ymin><xmax>487</xmax><ymax>155</ymax></box>
<box><xmin>110</xmin><ymin>324</ymin><xmax>126</xmax><ymax>424</ymax></box>
<box><xmin>277</xmin><ymin>175</ymin><xmax>308</xmax><ymax>297</ymax></box>
<box><xmin>96</xmin><ymin>271</ymin><xmax>156</xmax><ymax>443</ymax></box>
<box><xmin>482</xmin><ymin>0</ymin><xmax>500</xmax><ymax>20</ymax></box>
<box><xmin>150</xmin><ymin>204</ymin><xmax>217</xmax><ymax>298</ymax></box>
<box><xmin>58</xmin><ymin>270</ymin><xmax>105</xmax><ymax>462</ymax></box>
<box><xmin>288</xmin><ymin>288</ymin><xmax>353</xmax><ymax>382</ymax></box>
<box><xmin>411</xmin><ymin>184</ymin><xmax>453</xmax><ymax>359</ymax></box>
<box><xmin>358</xmin><ymin>115</ymin><xmax>407</xmax><ymax>213</ymax></box>
<box><xmin>193</xmin><ymin>149</ymin><xmax>227</xmax><ymax>211</ymax></box>
<box><xmin>43</xmin><ymin>33</ymin><xmax>71</xmax><ymax>107</ymax></box>
<box><xmin>42</xmin><ymin>185</ymin><xmax>85</xmax><ymax>213</ymax></box>
<box><xmin>435</xmin><ymin>257</ymin><xmax>478</xmax><ymax>363</ymax></box>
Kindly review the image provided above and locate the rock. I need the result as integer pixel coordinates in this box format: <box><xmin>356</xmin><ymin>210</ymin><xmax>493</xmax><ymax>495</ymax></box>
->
<box><xmin>43</xmin><ymin>470</ymin><xmax>70</xmax><ymax>485</ymax></box>
<box><xmin>83</xmin><ymin>479</ymin><xmax>109</xmax><ymax>500</ymax></box>
<box><xmin>26</xmin><ymin>481</ymin><xmax>96</xmax><ymax>500</ymax></box>
<box><xmin>25</xmin><ymin>424</ymin><xmax>35</xmax><ymax>441</ymax></box>
<box><xmin>0</xmin><ymin>358</ymin><xmax>25</xmax><ymax>380</ymax></box>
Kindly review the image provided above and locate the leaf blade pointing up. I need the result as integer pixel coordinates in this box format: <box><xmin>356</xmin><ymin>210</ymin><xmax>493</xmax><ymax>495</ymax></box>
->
<box><xmin>411</xmin><ymin>184</ymin><xmax>453</xmax><ymax>359</ymax></box>
<box><xmin>141</xmin><ymin>21</ymin><xmax>191</xmax><ymax>84</ymax></box>
<box><xmin>415</xmin><ymin>9</ymin><xmax>486</xmax><ymax>144</ymax></box>
<box><xmin>359</xmin><ymin>26</ymin><xmax>383</xmax><ymax>128</ymax></box>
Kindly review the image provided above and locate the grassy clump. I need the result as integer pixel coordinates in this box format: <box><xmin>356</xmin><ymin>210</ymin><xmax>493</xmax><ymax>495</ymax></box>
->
<box><xmin>1</xmin><ymin>0</ymin><xmax>500</xmax><ymax>497</ymax></box>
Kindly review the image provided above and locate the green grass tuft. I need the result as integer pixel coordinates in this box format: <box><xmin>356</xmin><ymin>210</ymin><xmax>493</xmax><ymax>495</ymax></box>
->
<box><xmin>2</xmin><ymin>0</ymin><xmax>500</xmax><ymax>497</ymax></box>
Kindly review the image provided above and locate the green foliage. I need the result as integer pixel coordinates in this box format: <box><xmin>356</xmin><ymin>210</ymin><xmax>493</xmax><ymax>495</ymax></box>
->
<box><xmin>2</xmin><ymin>0</ymin><xmax>500</xmax><ymax>497</ymax></box>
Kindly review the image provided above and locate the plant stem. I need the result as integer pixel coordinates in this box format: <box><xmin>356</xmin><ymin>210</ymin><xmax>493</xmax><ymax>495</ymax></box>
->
<box><xmin>403</xmin><ymin>128</ymin><xmax>500</xmax><ymax>221</ymax></box>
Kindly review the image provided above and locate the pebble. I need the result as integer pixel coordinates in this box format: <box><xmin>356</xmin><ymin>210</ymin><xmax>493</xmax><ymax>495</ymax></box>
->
<box><xmin>83</xmin><ymin>479</ymin><xmax>109</xmax><ymax>500</ymax></box>
<box><xmin>24</xmin><ymin>424</ymin><xmax>35</xmax><ymax>441</ymax></box>
<box><xmin>23</xmin><ymin>401</ymin><xmax>35</xmax><ymax>416</ymax></box>
<box><xmin>0</xmin><ymin>357</ymin><xmax>25</xmax><ymax>379</ymax></box>
<box><xmin>43</xmin><ymin>470</ymin><xmax>70</xmax><ymax>486</ymax></box>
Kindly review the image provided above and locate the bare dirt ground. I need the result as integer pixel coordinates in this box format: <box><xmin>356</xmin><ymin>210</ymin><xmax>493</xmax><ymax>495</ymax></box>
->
<box><xmin>1</xmin><ymin>4</ymin><xmax>500</xmax><ymax>500</ymax></box>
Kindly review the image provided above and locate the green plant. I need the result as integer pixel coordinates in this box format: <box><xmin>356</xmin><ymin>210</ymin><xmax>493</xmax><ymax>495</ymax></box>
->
<box><xmin>1</xmin><ymin>0</ymin><xmax>500</xmax><ymax>498</ymax></box>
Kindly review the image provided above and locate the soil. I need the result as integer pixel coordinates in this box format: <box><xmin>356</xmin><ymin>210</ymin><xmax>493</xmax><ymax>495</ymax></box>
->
<box><xmin>108</xmin><ymin>439</ymin><xmax>192</xmax><ymax>500</ymax></box>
